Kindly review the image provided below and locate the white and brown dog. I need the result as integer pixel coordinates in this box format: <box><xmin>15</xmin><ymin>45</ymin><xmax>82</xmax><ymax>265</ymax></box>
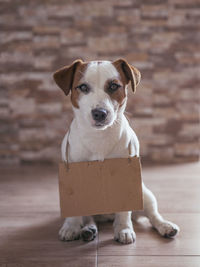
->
<box><xmin>53</xmin><ymin>59</ymin><xmax>179</xmax><ymax>244</ymax></box>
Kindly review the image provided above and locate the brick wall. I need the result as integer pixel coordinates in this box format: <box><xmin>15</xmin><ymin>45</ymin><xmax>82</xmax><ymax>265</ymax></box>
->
<box><xmin>0</xmin><ymin>0</ymin><xmax>199</xmax><ymax>165</ymax></box>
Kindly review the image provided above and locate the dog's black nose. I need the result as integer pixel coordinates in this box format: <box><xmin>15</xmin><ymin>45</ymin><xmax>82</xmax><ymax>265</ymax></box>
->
<box><xmin>91</xmin><ymin>108</ymin><xmax>108</xmax><ymax>122</ymax></box>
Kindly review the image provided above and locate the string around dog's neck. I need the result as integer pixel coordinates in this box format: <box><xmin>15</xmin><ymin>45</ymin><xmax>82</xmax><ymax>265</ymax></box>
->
<box><xmin>64</xmin><ymin>127</ymin><xmax>133</xmax><ymax>171</ymax></box>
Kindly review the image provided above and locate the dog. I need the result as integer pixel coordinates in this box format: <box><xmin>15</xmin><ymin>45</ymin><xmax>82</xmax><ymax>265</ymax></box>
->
<box><xmin>53</xmin><ymin>58</ymin><xmax>180</xmax><ymax>244</ymax></box>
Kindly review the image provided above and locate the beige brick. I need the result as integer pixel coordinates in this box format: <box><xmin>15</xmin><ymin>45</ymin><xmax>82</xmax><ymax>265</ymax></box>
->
<box><xmin>175</xmin><ymin>52</ymin><xmax>200</xmax><ymax>65</ymax></box>
<box><xmin>88</xmin><ymin>36</ymin><xmax>127</xmax><ymax>53</ymax></box>
<box><xmin>37</xmin><ymin>103</ymin><xmax>62</xmax><ymax>115</ymax></box>
<box><xmin>81</xmin><ymin>2</ymin><xmax>113</xmax><ymax>17</ymax></box>
<box><xmin>126</xmin><ymin>52</ymin><xmax>149</xmax><ymax>62</ymax></box>
<box><xmin>9</xmin><ymin>97</ymin><xmax>36</xmax><ymax>118</ymax></box>
<box><xmin>154</xmin><ymin>107</ymin><xmax>180</xmax><ymax>119</ymax></box>
<box><xmin>147</xmin><ymin>134</ymin><xmax>173</xmax><ymax>146</ymax></box>
<box><xmin>34</xmin><ymin>56</ymin><xmax>55</xmax><ymax>70</ymax></box>
<box><xmin>151</xmin><ymin>147</ymin><xmax>174</xmax><ymax>162</ymax></box>
<box><xmin>20</xmin><ymin>146</ymin><xmax>60</xmax><ymax>163</ymax></box>
<box><xmin>153</xmin><ymin>94</ymin><xmax>170</xmax><ymax>105</ymax></box>
<box><xmin>19</xmin><ymin>128</ymin><xmax>59</xmax><ymax>143</ymax></box>
<box><xmin>33</xmin><ymin>26</ymin><xmax>60</xmax><ymax>35</ymax></box>
<box><xmin>0</xmin><ymin>52</ymin><xmax>33</xmax><ymax>64</ymax></box>
<box><xmin>150</xmin><ymin>32</ymin><xmax>182</xmax><ymax>53</ymax></box>
<box><xmin>180</xmin><ymin>124</ymin><xmax>200</xmax><ymax>138</ymax></box>
<box><xmin>175</xmin><ymin>143</ymin><xmax>200</xmax><ymax>156</ymax></box>
<box><xmin>116</xmin><ymin>10</ymin><xmax>140</xmax><ymax>24</ymax></box>
<box><xmin>141</xmin><ymin>4</ymin><xmax>168</xmax><ymax>17</ymax></box>
<box><xmin>33</xmin><ymin>35</ymin><xmax>60</xmax><ymax>50</ymax></box>
<box><xmin>60</xmin><ymin>29</ymin><xmax>84</xmax><ymax>45</ymax></box>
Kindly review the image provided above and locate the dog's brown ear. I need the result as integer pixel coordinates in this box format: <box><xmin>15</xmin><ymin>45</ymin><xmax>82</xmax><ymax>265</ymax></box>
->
<box><xmin>53</xmin><ymin>59</ymin><xmax>83</xmax><ymax>95</ymax></box>
<box><xmin>113</xmin><ymin>58</ymin><xmax>141</xmax><ymax>93</ymax></box>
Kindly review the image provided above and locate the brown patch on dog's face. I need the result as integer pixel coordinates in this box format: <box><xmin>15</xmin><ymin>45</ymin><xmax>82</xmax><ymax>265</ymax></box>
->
<box><xmin>53</xmin><ymin>60</ymin><xmax>88</xmax><ymax>109</ymax></box>
<box><xmin>112</xmin><ymin>62</ymin><xmax>129</xmax><ymax>88</ymax></box>
<box><xmin>71</xmin><ymin>63</ymin><xmax>88</xmax><ymax>108</ymax></box>
<box><xmin>104</xmin><ymin>78</ymin><xmax>126</xmax><ymax>106</ymax></box>
<box><xmin>112</xmin><ymin>59</ymin><xmax>141</xmax><ymax>93</ymax></box>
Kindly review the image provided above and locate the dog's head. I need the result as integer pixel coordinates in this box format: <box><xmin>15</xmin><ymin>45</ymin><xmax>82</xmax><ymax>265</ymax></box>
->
<box><xmin>53</xmin><ymin>59</ymin><xmax>141</xmax><ymax>130</ymax></box>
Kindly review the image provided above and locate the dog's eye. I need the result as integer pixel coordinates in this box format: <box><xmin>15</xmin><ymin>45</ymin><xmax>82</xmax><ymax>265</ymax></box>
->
<box><xmin>108</xmin><ymin>83</ymin><xmax>121</xmax><ymax>92</ymax></box>
<box><xmin>77</xmin><ymin>83</ymin><xmax>90</xmax><ymax>93</ymax></box>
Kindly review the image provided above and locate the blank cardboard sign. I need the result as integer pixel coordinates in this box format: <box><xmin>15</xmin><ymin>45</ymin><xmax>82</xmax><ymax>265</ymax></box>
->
<box><xmin>58</xmin><ymin>157</ymin><xmax>143</xmax><ymax>217</ymax></box>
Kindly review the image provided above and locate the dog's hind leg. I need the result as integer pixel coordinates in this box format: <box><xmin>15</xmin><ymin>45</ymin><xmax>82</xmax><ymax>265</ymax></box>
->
<box><xmin>59</xmin><ymin>216</ymin><xmax>83</xmax><ymax>241</ymax></box>
<box><xmin>143</xmin><ymin>183</ymin><xmax>180</xmax><ymax>238</ymax></box>
<box><xmin>81</xmin><ymin>216</ymin><xmax>98</xmax><ymax>241</ymax></box>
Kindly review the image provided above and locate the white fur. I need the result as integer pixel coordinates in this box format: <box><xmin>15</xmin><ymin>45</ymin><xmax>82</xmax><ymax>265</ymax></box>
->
<box><xmin>74</xmin><ymin>61</ymin><xmax>123</xmax><ymax>131</ymax></box>
<box><xmin>59</xmin><ymin>61</ymin><xmax>180</xmax><ymax>244</ymax></box>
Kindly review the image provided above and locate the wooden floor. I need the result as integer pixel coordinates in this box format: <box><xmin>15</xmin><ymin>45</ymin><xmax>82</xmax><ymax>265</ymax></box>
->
<box><xmin>0</xmin><ymin>162</ymin><xmax>200</xmax><ymax>267</ymax></box>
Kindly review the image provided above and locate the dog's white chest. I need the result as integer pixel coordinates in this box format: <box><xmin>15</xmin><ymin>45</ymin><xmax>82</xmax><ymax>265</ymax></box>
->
<box><xmin>61</xmin><ymin>116</ymin><xmax>139</xmax><ymax>163</ymax></box>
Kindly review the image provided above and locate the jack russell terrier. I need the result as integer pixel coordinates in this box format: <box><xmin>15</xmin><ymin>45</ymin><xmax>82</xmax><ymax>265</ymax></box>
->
<box><xmin>53</xmin><ymin>58</ymin><xmax>180</xmax><ymax>244</ymax></box>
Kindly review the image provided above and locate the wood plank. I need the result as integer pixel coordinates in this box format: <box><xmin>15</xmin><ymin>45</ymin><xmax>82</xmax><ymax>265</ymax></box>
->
<box><xmin>98</xmin><ymin>256</ymin><xmax>200</xmax><ymax>267</ymax></box>
<box><xmin>142</xmin><ymin>162</ymin><xmax>200</xmax><ymax>213</ymax></box>
<box><xmin>0</xmin><ymin>214</ymin><xmax>97</xmax><ymax>261</ymax></box>
<box><xmin>98</xmin><ymin>214</ymin><xmax>200</xmax><ymax>256</ymax></box>
<box><xmin>0</xmin><ymin>257</ymin><xmax>96</xmax><ymax>267</ymax></box>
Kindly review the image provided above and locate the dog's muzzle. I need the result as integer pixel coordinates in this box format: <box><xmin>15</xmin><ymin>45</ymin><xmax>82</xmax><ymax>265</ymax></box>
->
<box><xmin>91</xmin><ymin>108</ymin><xmax>108</xmax><ymax>123</ymax></box>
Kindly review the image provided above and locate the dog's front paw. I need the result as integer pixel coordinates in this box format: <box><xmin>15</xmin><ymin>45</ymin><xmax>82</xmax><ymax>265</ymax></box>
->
<box><xmin>59</xmin><ymin>224</ymin><xmax>81</xmax><ymax>241</ymax></box>
<box><xmin>157</xmin><ymin>221</ymin><xmax>180</xmax><ymax>238</ymax></box>
<box><xmin>81</xmin><ymin>224</ymin><xmax>98</xmax><ymax>242</ymax></box>
<box><xmin>114</xmin><ymin>228</ymin><xmax>136</xmax><ymax>244</ymax></box>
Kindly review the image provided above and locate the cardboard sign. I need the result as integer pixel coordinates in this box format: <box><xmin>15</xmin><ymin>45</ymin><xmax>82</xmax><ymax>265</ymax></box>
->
<box><xmin>58</xmin><ymin>156</ymin><xmax>143</xmax><ymax>217</ymax></box>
